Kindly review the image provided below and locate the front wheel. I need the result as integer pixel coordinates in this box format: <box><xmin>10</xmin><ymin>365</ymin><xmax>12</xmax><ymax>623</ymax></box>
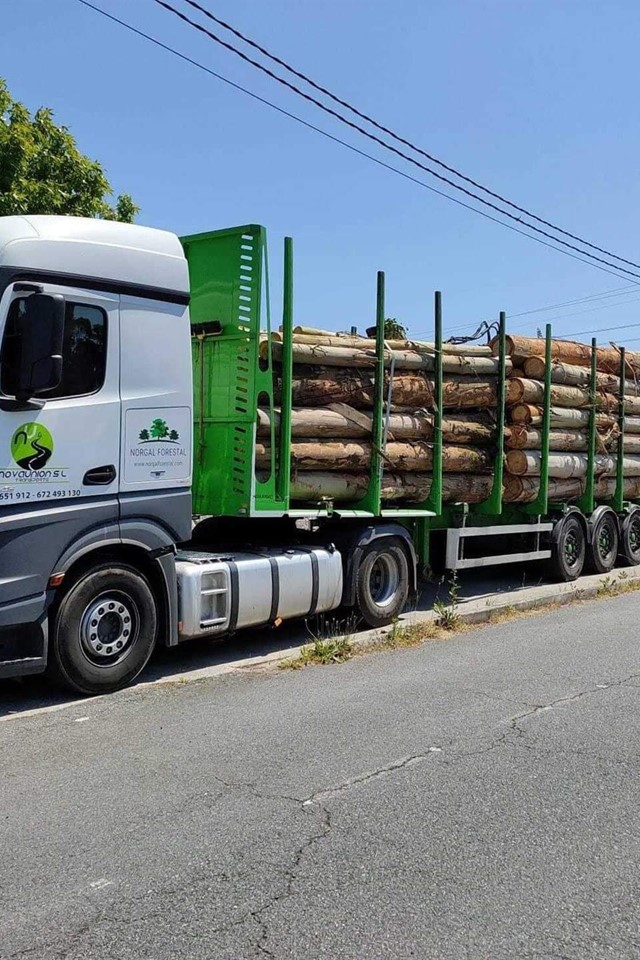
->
<box><xmin>549</xmin><ymin>515</ymin><xmax>586</xmax><ymax>582</ymax></box>
<box><xmin>355</xmin><ymin>540</ymin><xmax>409</xmax><ymax>628</ymax></box>
<box><xmin>50</xmin><ymin>563</ymin><xmax>158</xmax><ymax>694</ymax></box>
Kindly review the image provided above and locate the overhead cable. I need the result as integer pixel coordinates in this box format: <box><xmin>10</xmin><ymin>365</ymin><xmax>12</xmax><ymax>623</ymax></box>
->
<box><xmin>180</xmin><ymin>0</ymin><xmax>640</xmax><ymax>273</ymax></box>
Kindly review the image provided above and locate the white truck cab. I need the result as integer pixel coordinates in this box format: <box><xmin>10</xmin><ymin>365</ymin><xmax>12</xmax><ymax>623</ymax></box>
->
<box><xmin>0</xmin><ymin>216</ymin><xmax>195</xmax><ymax>686</ymax></box>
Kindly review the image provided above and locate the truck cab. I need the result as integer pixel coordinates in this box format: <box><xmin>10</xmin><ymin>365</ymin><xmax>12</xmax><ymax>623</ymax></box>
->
<box><xmin>0</xmin><ymin>216</ymin><xmax>194</xmax><ymax>686</ymax></box>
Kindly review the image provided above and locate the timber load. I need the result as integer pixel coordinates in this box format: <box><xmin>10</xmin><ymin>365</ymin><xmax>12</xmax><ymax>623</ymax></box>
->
<box><xmin>260</xmin><ymin>326</ymin><xmax>500</xmax><ymax>505</ymax></box>
<box><xmin>498</xmin><ymin>331</ymin><xmax>634</xmax><ymax>503</ymax></box>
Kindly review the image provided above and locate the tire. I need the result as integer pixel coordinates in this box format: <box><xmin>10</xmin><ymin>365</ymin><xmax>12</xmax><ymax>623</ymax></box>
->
<box><xmin>549</xmin><ymin>515</ymin><xmax>586</xmax><ymax>582</ymax></box>
<box><xmin>355</xmin><ymin>540</ymin><xmax>409</xmax><ymax>628</ymax></box>
<box><xmin>620</xmin><ymin>508</ymin><xmax>640</xmax><ymax>565</ymax></box>
<box><xmin>586</xmin><ymin>510</ymin><xmax>619</xmax><ymax>575</ymax></box>
<box><xmin>50</xmin><ymin>563</ymin><xmax>158</xmax><ymax>695</ymax></box>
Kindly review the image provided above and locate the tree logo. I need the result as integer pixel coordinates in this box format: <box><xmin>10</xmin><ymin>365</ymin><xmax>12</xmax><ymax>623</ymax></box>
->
<box><xmin>138</xmin><ymin>418</ymin><xmax>180</xmax><ymax>443</ymax></box>
<box><xmin>10</xmin><ymin>422</ymin><xmax>54</xmax><ymax>470</ymax></box>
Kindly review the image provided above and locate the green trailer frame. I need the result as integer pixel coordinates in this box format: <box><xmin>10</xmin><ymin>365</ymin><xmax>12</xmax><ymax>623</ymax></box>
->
<box><xmin>182</xmin><ymin>223</ymin><xmax>638</xmax><ymax>572</ymax></box>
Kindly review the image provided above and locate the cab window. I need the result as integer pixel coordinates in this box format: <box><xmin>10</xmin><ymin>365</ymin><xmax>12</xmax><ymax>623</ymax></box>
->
<box><xmin>0</xmin><ymin>298</ymin><xmax>107</xmax><ymax>399</ymax></box>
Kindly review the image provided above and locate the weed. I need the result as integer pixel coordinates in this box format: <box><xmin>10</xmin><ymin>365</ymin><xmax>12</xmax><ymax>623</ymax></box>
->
<box><xmin>282</xmin><ymin>612</ymin><xmax>357</xmax><ymax>669</ymax></box>
<box><xmin>289</xmin><ymin>635</ymin><xmax>354</xmax><ymax>669</ymax></box>
<box><xmin>377</xmin><ymin>619</ymin><xmax>437</xmax><ymax>650</ymax></box>
<box><xmin>433</xmin><ymin>571</ymin><xmax>461</xmax><ymax>630</ymax></box>
<box><xmin>597</xmin><ymin>575</ymin><xmax>614</xmax><ymax>596</ymax></box>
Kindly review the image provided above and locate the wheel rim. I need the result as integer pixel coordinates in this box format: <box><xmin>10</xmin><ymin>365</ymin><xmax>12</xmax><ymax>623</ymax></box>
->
<box><xmin>564</xmin><ymin>529</ymin><xmax>581</xmax><ymax>568</ymax></box>
<box><xmin>598</xmin><ymin>521</ymin><xmax>616</xmax><ymax>561</ymax></box>
<box><xmin>369</xmin><ymin>553</ymin><xmax>400</xmax><ymax>608</ymax></box>
<box><xmin>629</xmin><ymin>516</ymin><xmax>640</xmax><ymax>557</ymax></box>
<box><xmin>79</xmin><ymin>591</ymin><xmax>139</xmax><ymax>666</ymax></box>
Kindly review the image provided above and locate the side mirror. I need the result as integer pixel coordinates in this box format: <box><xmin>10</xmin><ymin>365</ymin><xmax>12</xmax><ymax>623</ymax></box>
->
<box><xmin>16</xmin><ymin>294</ymin><xmax>64</xmax><ymax>401</ymax></box>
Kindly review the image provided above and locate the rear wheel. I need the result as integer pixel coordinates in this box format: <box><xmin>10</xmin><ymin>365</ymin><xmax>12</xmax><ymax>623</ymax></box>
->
<box><xmin>50</xmin><ymin>563</ymin><xmax>158</xmax><ymax>694</ymax></box>
<box><xmin>355</xmin><ymin>541</ymin><xmax>409</xmax><ymax>628</ymax></box>
<box><xmin>586</xmin><ymin>510</ymin><xmax>619</xmax><ymax>575</ymax></box>
<box><xmin>620</xmin><ymin>508</ymin><xmax>640</xmax><ymax>565</ymax></box>
<box><xmin>549</xmin><ymin>515</ymin><xmax>586</xmax><ymax>582</ymax></box>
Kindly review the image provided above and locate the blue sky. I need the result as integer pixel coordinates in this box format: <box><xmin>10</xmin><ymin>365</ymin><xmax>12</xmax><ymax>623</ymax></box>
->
<box><xmin>4</xmin><ymin>0</ymin><xmax>640</xmax><ymax>343</ymax></box>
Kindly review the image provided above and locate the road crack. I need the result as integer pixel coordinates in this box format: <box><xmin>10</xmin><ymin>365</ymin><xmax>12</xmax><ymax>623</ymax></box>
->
<box><xmin>301</xmin><ymin>750</ymin><xmax>442</xmax><ymax>807</ymax></box>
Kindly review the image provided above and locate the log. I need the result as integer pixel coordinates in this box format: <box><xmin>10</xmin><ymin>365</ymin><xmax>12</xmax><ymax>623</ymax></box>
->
<box><xmin>503</xmin><ymin>475</ymin><xmax>586</xmax><ymax>503</ymax></box>
<box><xmin>493</xmin><ymin>333</ymin><xmax>640</xmax><ymax>375</ymax></box>
<box><xmin>265</xmin><ymin>340</ymin><xmax>507</xmax><ymax>374</ymax></box>
<box><xmin>522</xmin><ymin>356</ymin><xmax>621</xmax><ymax>393</ymax></box>
<box><xmin>285</xmin><ymin>370</ymin><xmax>497</xmax><ymax>409</ymax></box>
<box><xmin>441</xmin><ymin>377</ymin><xmax>497</xmax><ymax>409</ymax></box>
<box><xmin>506</xmin><ymin>378</ymin><xmax>618</xmax><ymax>411</ymax></box>
<box><xmin>256</xmin><ymin>405</ymin><xmax>497</xmax><ymax>444</ymax></box>
<box><xmin>255</xmin><ymin>441</ymin><xmax>494</xmax><ymax>473</ymax></box>
<box><xmin>624</xmin><ymin>436</ymin><xmax>640</xmax><ymax>454</ymax></box>
<box><xmin>504</xmin><ymin>450</ymin><xmax>615</xmax><ymax>478</ymax></box>
<box><xmin>275</xmin><ymin>331</ymin><xmax>493</xmax><ymax>355</ymax></box>
<box><xmin>508</xmin><ymin>404</ymin><xmax>618</xmax><ymax>429</ymax></box>
<box><xmin>283</xmin><ymin>471</ymin><xmax>493</xmax><ymax>504</ymax></box>
<box><xmin>621</xmin><ymin>477</ymin><xmax>640</xmax><ymax>498</ymax></box>
<box><xmin>625</xmin><ymin>416</ymin><xmax>640</xmax><ymax>434</ymax></box>
<box><xmin>505</xmin><ymin>426</ymin><xmax>617</xmax><ymax>452</ymax></box>
<box><xmin>523</xmin><ymin>355</ymin><xmax>640</xmax><ymax>398</ymax></box>
<box><xmin>503</xmin><ymin>475</ymin><xmax>640</xmax><ymax>504</ymax></box>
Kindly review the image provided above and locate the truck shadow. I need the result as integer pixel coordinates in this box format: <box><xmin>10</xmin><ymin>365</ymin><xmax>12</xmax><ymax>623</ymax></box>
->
<box><xmin>0</xmin><ymin>563</ymin><xmax>546</xmax><ymax>718</ymax></box>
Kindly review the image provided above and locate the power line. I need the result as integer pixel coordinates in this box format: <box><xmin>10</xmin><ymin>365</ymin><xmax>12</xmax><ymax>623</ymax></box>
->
<box><xmin>508</xmin><ymin>283</ymin><xmax>639</xmax><ymax>319</ymax></box>
<box><xmin>154</xmin><ymin>0</ymin><xmax>640</xmax><ymax>282</ymax></box>
<box><xmin>411</xmin><ymin>285</ymin><xmax>640</xmax><ymax>339</ymax></box>
<box><xmin>515</xmin><ymin>295</ymin><xmax>640</xmax><ymax>328</ymax></box>
<box><xmin>180</xmin><ymin>0</ymin><xmax>640</xmax><ymax>275</ymax></box>
<box><xmin>75</xmin><ymin>0</ymin><xmax>640</xmax><ymax>285</ymax></box>
<box><xmin>556</xmin><ymin>319</ymin><xmax>640</xmax><ymax>339</ymax></box>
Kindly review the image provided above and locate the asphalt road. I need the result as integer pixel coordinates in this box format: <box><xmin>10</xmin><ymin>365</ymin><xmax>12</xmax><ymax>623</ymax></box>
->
<box><xmin>2</xmin><ymin>593</ymin><xmax>639</xmax><ymax>959</ymax></box>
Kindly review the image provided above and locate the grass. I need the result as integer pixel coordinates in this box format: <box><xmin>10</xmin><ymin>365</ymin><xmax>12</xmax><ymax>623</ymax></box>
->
<box><xmin>280</xmin><ymin>569</ymin><xmax>640</xmax><ymax>671</ymax></box>
<box><xmin>432</xmin><ymin>572</ymin><xmax>461</xmax><ymax>630</ymax></box>
<box><xmin>283</xmin><ymin>612</ymin><xmax>358</xmax><ymax>669</ymax></box>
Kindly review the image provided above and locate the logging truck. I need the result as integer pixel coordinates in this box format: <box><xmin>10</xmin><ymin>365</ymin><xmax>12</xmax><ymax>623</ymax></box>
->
<box><xmin>0</xmin><ymin>216</ymin><xmax>638</xmax><ymax>694</ymax></box>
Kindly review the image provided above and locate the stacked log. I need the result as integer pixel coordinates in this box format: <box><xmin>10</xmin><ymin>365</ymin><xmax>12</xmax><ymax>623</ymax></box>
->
<box><xmin>260</xmin><ymin>328</ymin><xmax>500</xmax><ymax>505</ymax></box>
<box><xmin>496</xmin><ymin>334</ymin><xmax>638</xmax><ymax>503</ymax></box>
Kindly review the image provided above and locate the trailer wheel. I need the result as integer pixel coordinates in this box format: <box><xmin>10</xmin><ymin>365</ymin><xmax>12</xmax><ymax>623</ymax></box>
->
<box><xmin>50</xmin><ymin>563</ymin><xmax>158</xmax><ymax>695</ymax></box>
<box><xmin>355</xmin><ymin>541</ymin><xmax>409</xmax><ymax>628</ymax></box>
<box><xmin>620</xmin><ymin>508</ymin><xmax>640</xmax><ymax>565</ymax></box>
<box><xmin>586</xmin><ymin>510</ymin><xmax>619</xmax><ymax>575</ymax></box>
<box><xmin>550</xmin><ymin>515</ymin><xmax>586</xmax><ymax>582</ymax></box>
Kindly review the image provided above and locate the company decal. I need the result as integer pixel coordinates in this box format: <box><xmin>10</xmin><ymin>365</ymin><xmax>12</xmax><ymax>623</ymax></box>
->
<box><xmin>125</xmin><ymin>409</ymin><xmax>191</xmax><ymax>483</ymax></box>
<box><xmin>0</xmin><ymin>422</ymin><xmax>77</xmax><ymax>501</ymax></box>
<box><xmin>3</xmin><ymin>421</ymin><xmax>69</xmax><ymax>480</ymax></box>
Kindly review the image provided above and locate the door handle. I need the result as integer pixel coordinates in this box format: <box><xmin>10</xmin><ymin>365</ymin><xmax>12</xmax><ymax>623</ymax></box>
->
<box><xmin>83</xmin><ymin>464</ymin><xmax>117</xmax><ymax>485</ymax></box>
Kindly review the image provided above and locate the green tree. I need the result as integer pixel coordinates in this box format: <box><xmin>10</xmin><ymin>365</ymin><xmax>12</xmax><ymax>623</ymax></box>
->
<box><xmin>150</xmin><ymin>419</ymin><xmax>169</xmax><ymax>440</ymax></box>
<box><xmin>384</xmin><ymin>318</ymin><xmax>407</xmax><ymax>340</ymax></box>
<box><xmin>0</xmin><ymin>78</ymin><xmax>138</xmax><ymax>221</ymax></box>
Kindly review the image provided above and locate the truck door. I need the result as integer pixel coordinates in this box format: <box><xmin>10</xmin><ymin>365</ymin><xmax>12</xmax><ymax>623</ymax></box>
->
<box><xmin>118</xmin><ymin>293</ymin><xmax>192</xmax><ymax>542</ymax></box>
<box><xmin>0</xmin><ymin>283</ymin><xmax>120</xmax><ymax>605</ymax></box>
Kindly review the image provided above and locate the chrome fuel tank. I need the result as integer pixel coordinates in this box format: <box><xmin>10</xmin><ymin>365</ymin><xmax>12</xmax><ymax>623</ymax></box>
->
<box><xmin>176</xmin><ymin>546</ymin><xmax>343</xmax><ymax>640</ymax></box>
